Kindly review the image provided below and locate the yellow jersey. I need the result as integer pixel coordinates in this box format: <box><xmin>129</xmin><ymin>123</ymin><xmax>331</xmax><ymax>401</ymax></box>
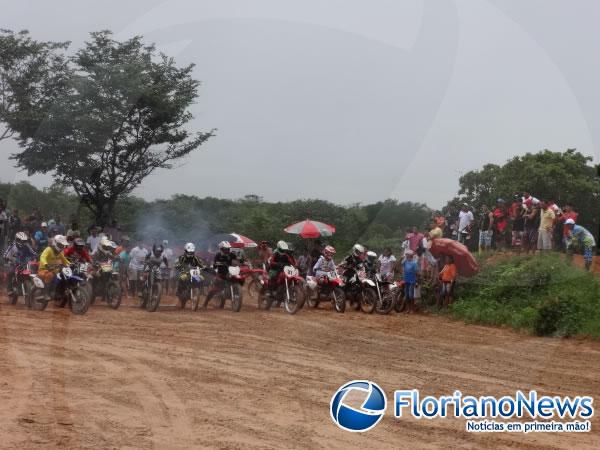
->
<box><xmin>39</xmin><ymin>246</ymin><xmax>70</xmax><ymax>271</ymax></box>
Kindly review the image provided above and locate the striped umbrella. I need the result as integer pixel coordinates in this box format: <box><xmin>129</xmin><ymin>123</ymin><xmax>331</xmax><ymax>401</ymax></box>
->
<box><xmin>284</xmin><ymin>219</ymin><xmax>336</xmax><ymax>239</ymax></box>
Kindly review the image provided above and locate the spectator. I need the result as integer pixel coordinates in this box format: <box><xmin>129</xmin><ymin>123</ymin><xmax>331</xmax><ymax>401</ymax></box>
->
<box><xmin>457</xmin><ymin>204</ymin><xmax>474</xmax><ymax>245</ymax></box>
<box><xmin>438</xmin><ymin>255</ymin><xmax>457</xmax><ymax>308</ymax></box>
<box><xmin>86</xmin><ymin>226</ymin><xmax>102</xmax><ymax>254</ymax></box>
<box><xmin>128</xmin><ymin>240</ymin><xmax>149</xmax><ymax>296</ymax></box>
<box><xmin>565</xmin><ymin>219</ymin><xmax>596</xmax><ymax>271</ymax></box>
<box><xmin>402</xmin><ymin>249</ymin><xmax>419</xmax><ymax>314</ymax></box>
<box><xmin>537</xmin><ymin>200</ymin><xmax>556</xmax><ymax>252</ymax></box>
<box><xmin>34</xmin><ymin>222</ymin><xmax>49</xmax><ymax>250</ymax></box>
<box><xmin>558</xmin><ymin>205</ymin><xmax>578</xmax><ymax>251</ymax></box>
<box><xmin>492</xmin><ymin>199</ymin><xmax>508</xmax><ymax>251</ymax></box>
<box><xmin>378</xmin><ymin>247</ymin><xmax>397</xmax><ymax>281</ymax></box>
<box><xmin>103</xmin><ymin>219</ymin><xmax>122</xmax><ymax>243</ymax></box>
<box><xmin>522</xmin><ymin>202</ymin><xmax>540</xmax><ymax>254</ymax></box>
<box><xmin>509</xmin><ymin>194</ymin><xmax>525</xmax><ymax>249</ymax></box>
<box><xmin>407</xmin><ymin>226</ymin><xmax>425</xmax><ymax>253</ymax></box>
<box><xmin>478</xmin><ymin>204</ymin><xmax>494</xmax><ymax>253</ymax></box>
<box><xmin>297</xmin><ymin>247</ymin><xmax>310</xmax><ymax>278</ymax></box>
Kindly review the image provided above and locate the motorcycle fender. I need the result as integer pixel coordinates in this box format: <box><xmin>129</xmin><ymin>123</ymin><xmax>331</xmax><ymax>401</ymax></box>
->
<box><xmin>363</xmin><ymin>279</ymin><xmax>375</xmax><ymax>287</ymax></box>
<box><xmin>306</xmin><ymin>279</ymin><xmax>317</xmax><ymax>290</ymax></box>
<box><xmin>32</xmin><ymin>277</ymin><xmax>44</xmax><ymax>288</ymax></box>
<box><xmin>71</xmin><ymin>275</ymin><xmax>84</xmax><ymax>282</ymax></box>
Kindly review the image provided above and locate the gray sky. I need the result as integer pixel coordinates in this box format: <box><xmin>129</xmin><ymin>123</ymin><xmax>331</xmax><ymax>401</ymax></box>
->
<box><xmin>1</xmin><ymin>0</ymin><xmax>598</xmax><ymax>208</ymax></box>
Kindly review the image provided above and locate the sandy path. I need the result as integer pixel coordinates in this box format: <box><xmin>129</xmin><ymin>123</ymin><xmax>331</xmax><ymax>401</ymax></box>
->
<box><xmin>0</xmin><ymin>293</ymin><xmax>599</xmax><ymax>449</ymax></box>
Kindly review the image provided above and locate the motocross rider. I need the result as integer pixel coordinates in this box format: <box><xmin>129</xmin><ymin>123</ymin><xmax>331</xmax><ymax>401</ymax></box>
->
<box><xmin>339</xmin><ymin>244</ymin><xmax>366</xmax><ymax>278</ymax></box>
<box><xmin>38</xmin><ymin>234</ymin><xmax>70</xmax><ymax>299</ymax></box>
<box><xmin>3</xmin><ymin>232</ymin><xmax>37</xmax><ymax>296</ymax></box>
<box><xmin>203</xmin><ymin>241</ymin><xmax>238</xmax><ymax>307</ymax></box>
<box><xmin>63</xmin><ymin>237</ymin><xmax>92</xmax><ymax>263</ymax></box>
<box><xmin>267</xmin><ymin>241</ymin><xmax>296</xmax><ymax>295</ymax></box>
<box><xmin>175</xmin><ymin>243</ymin><xmax>205</xmax><ymax>295</ymax></box>
<box><xmin>312</xmin><ymin>245</ymin><xmax>336</xmax><ymax>278</ymax></box>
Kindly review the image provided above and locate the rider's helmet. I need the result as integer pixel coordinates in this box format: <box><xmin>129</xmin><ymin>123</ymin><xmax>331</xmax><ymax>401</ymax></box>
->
<box><xmin>100</xmin><ymin>237</ymin><xmax>116</xmax><ymax>253</ymax></box>
<box><xmin>351</xmin><ymin>243</ymin><xmax>365</xmax><ymax>258</ymax></box>
<box><xmin>324</xmin><ymin>245</ymin><xmax>336</xmax><ymax>259</ymax></box>
<box><xmin>276</xmin><ymin>240</ymin><xmax>289</xmax><ymax>252</ymax></box>
<box><xmin>153</xmin><ymin>244</ymin><xmax>164</xmax><ymax>258</ymax></box>
<box><xmin>366</xmin><ymin>250</ymin><xmax>377</xmax><ymax>262</ymax></box>
<box><xmin>184</xmin><ymin>242</ymin><xmax>195</xmax><ymax>257</ymax></box>
<box><xmin>218</xmin><ymin>241</ymin><xmax>231</xmax><ymax>254</ymax></box>
<box><xmin>74</xmin><ymin>237</ymin><xmax>86</xmax><ymax>250</ymax></box>
<box><xmin>53</xmin><ymin>234</ymin><xmax>68</xmax><ymax>252</ymax></box>
<box><xmin>15</xmin><ymin>232</ymin><xmax>28</xmax><ymax>249</ymax></box>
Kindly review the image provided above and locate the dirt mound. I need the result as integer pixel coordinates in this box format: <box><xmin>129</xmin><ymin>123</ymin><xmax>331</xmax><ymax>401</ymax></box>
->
<box><xmin>1</xmin><ymin>295</ymin><xmax>599</xmax><ymax>448</ymax></box>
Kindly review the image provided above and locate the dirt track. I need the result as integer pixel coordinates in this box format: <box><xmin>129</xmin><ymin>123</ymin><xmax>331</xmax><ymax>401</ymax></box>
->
<box><xmin>1</xmin><ymin>293</ymin><xmax>599</xmax><ymax>449</ymax></box>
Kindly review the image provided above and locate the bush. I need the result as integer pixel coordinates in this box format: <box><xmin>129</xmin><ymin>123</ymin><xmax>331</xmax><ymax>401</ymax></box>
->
<box><xmin>451</xmin><ymin>254</ymin><xmax>600</xmax><ymax>337</ymax></box>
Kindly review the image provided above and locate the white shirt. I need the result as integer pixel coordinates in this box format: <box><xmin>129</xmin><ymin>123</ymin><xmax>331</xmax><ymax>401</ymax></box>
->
<box><xmin>162</xmin><ymin>247</ymin><xmax>174</xmax><ymax>268</ymax></box>
<box><xmin>378</xmin><ymin>255</ymin><xmax>396</xmax><ymax>275</ymax></box>
<box><xmin>86</xmin><ymin>235</ymin><xmax>102</xmax><ymax>253</ymax></box>
<box><xmin>129</xmin><ymin>246</ymin><xmax>149</xmax><ymax>271</ymax></box>
<box><xmin>458</xmin><ymin>210</ymin><xmax>474</xmax><ymax>232</ymax></box>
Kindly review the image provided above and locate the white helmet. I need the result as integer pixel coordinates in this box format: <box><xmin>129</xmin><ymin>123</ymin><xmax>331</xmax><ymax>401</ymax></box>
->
<box><xmin>184</xmin><ymin>242</ymin><xmax>196</xmax><ymax>255</ymax></box>
<box><xmin>565</xmin><ymin>218</ymin><xmax>576</xmax><ymax>225</ymax></box>
<box><xmin>276</xmin><ymin>240</ymin><xmax>289</xmax><ymax>251</ymax></box>
<box><xmin>15</xmin><ymin>231</ymin><xmax>28</xmax><ymax>242</ymax></box>
<box><xmin>366</xmin><ymin>250</ymin><xmax>377</xmax><ymax>261</ymax></box>
<box><xmin>53</xmin><ymin>234</ymin><xmax>68</xmax><ymax>251</ymax></box>
<box><xmin>218</xmin><ymin>241</ymin><xmax>231</xmax><ymax>251</ymax></box>
<box><xmin>352</xmin><ymin>243</ymin><xmax>365</xmax><ymax>257</ymax></box>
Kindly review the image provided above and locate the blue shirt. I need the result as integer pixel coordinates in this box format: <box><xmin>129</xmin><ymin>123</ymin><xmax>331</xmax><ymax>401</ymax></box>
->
<box><xmin>403</xmin><ymin>259</ymin><xmax>418</xmax><ymax>284</ymax></box>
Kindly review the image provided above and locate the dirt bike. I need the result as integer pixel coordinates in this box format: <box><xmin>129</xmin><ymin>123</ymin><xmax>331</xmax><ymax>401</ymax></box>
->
<box><xmin>305</xmin><ymin>269</ymin><xmax>346</xmax><ymax>313</ymax></box>
<box><xmin>370</xmin><ymin>273</ymin><xmax>398</xmax><ymax>315</ymax></box>
<box><xmin>140</xmin><ymin>264</ymin><xmax>162</xmax><ymax>312</ymax></box>
<box><xmin>258</xmin><ymin>265</ymin><xmax>305</xmax><ymax>314</ymax></box>
<box><xmin>340</xmin><ymin>266</ymin><xmax>366</xmax><ymax>312</ymax></box>
<box><xmin>177</xmin><ymin>266</ymin><xmax>205</xmax><ymax>311</ymax></box>
<box><xmin>245</xmin><ymin>265</ymin><xmax>267</xmax><ymax>300</ymax></box>
<box><xmin>7</xmin><ymin>261</ymin><xmax>45</xmax><ymax>310</ymax></box>
<box><xmin>91</xmin><ymin>260</ymin><xmax>122</xmax><ymax>309</ymax></box>
<box><xmin>208</xmin><ymin>266</ymin><xmax>244</xmax><ymax>312</ymax></box>
<box><xmin>30</xmin><ymin>265</ymin><xmax>91</xmax><ymax>315</ymax></box>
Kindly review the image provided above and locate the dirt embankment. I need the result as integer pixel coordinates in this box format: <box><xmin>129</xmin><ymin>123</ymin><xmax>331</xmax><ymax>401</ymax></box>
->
<box><xmin>1</xmin><ymin>296</ymin><xmax>599</xmax><ymax>449</ymax></box>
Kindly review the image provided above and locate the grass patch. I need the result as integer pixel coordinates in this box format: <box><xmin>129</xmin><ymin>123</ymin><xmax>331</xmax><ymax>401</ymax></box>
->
<box><xmin>451</xmin><ymin>253</ymin><xmax>600</xmax><ymax>337</ymax></box>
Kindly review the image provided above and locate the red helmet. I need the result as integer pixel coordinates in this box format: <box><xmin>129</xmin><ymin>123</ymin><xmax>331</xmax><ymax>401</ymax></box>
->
<box><xmin>324</xmin><ymin>246</ymin><xmax>336</xmax><ymax>257</ymax></box>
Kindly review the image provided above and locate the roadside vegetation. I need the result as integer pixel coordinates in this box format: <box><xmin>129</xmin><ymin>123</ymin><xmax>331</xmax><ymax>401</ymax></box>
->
<box><xmin>452</xmin><ymin>253</ymin><xmax>600</xmax><ymax>337</ymax></box>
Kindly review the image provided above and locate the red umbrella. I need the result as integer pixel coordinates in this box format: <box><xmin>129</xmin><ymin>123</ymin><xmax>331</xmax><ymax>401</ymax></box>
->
<box><xmin>284</xmin><ymin>219</ymin><xmax>336</xmax><ymax>238</ymax></box>
<box><xmin>430</xmin><ymin>238</ymin><xmax>479</xmax><ymax>277</ymax></box>
<box><xmin>211</xmin><ymin>233</ymin><xmax>257</xmax><ymax>248</ymax></box>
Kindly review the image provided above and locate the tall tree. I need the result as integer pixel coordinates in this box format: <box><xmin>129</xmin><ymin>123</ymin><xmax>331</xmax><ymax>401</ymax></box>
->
<box><xmin>0</xmin><ymin>29</ymin><xmax>69</xmax><ymax>141</ymax></box>
<box><xmin>10</xmin><ymin>31</ymin><xmax>214</xmax><ymax>225</ymax></box>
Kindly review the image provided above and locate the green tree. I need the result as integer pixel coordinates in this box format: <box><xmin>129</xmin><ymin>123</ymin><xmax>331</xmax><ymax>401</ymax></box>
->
<box><xmin>0</xmin><ymin>29</ymin><xmax>69</xmax><ymax>141</ymax></box>
<box><xmin>452</xmin><ymin>149</ymin><xmax>600</xmax><ymax>231</ymax></box>
<box><xmin>9</xmin><ymin>31</ymin><xmax>214</xmax><ymax>226</ymax></box>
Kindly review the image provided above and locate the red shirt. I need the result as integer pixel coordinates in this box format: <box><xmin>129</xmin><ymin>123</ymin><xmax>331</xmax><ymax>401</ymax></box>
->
<box><xmin>64</xmin><ymin>246</ymin><xmax>92</xmax><ymax>263</ymax></box>
<box><xmin>493</xmin><ymin>208</ymin><xmax>508</xmax><ymax>232</ymax></box>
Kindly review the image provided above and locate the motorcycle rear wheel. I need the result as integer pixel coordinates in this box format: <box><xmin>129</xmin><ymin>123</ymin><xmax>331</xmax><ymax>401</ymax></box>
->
<box><xmin>376</xmin><ymin>291</ymin><xmax>395</xmax><ymax>315</ymax></box>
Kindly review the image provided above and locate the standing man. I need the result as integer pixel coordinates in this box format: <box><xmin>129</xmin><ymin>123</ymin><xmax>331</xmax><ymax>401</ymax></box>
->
<box><xmin>457</xmin><ymin>203</ymin><xmax>474</xmax><ymax>245</ymax></box>
<box><xmin>537</xmin><ymin>200</ymin><xmax>556</xmax><ymax>252</ymax></box>
<box><xmin>86</xmin><ymin>226</ymin><xmax>102</xmax><ymax>254</ymax></box>
<box><xmin>34</xmin><ymin>222</ymin><xmax>49</xmax><ymax>251</ymax></box>
<box><xmin>161</xmin><ymin>239</ymin><xmax>174</xmax><ymax>294</ymax></box>
<box><xmin>478</xmin><ymin>205</ymin><xmax>494</xmax><ymax>253</ymax></box>
<box><xmin>492</xmin><ymin>199</ymin><xmax>509</xmax><ymax>251</ymax></box>
<box><xmin>128</xmin><ymin>240</ymin><xmax>149</xmax><ymax>297</ymax></box>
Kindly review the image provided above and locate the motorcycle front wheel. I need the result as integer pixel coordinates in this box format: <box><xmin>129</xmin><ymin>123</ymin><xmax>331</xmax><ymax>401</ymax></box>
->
<box><xmin>284</xmin><ymin>284</ymin><xmax>305</xmax><ymax>315</ymax></box>
<box><xmin>231</xmin><ymin>284</ymin><xmax>242</xmax><ymax>312</ymax></box>
<box><xmin>332</xmin><ymin>288</ymin><xmax>345</xmax><ymax>313</ymax></box>
<box><xmin>376</xmin><ymin>290</ymin><xmax>395</xmax><ymax>315</ymax></box>
<box><xmin>360</xmin><ymin>288</ymin><xmax>377</xmax><ymax>314</ymax></box>
<box><xmin>191</xmin><ymin>287</ymin><xmax>200</xmax><ymax>311</ymax></box>
<box><xmin>70</xmin><ymin>288</ymin><xmax>91</xmax><ymax>315</ymax></box>
<box><xmin>28</xmin><ymin>287</ymin><xmax>49</xmax><ymax>311</ymax></box>
<box><xmin>146</xmin><ymin>282</ymin><xmax>162</xmax><ymax>312</ymax></box>
<box><xmin>106</xmin><ymin>282</ymin><xmax>122</xmax><ymax>310</ymax></box>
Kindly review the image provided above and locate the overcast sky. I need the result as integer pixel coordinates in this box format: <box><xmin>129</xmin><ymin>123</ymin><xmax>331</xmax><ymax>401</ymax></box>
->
<box><xmin>1</xmin><ymin>0</ymin><xmax>599</xmax><ymax>208</ymax></box>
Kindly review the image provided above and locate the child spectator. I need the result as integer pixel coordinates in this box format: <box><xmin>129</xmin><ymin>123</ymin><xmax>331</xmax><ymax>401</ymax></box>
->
<box><xmin>438</xmin><ymin>255</ymin><xmax>457</xmax><ymax>308</ymax></box>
